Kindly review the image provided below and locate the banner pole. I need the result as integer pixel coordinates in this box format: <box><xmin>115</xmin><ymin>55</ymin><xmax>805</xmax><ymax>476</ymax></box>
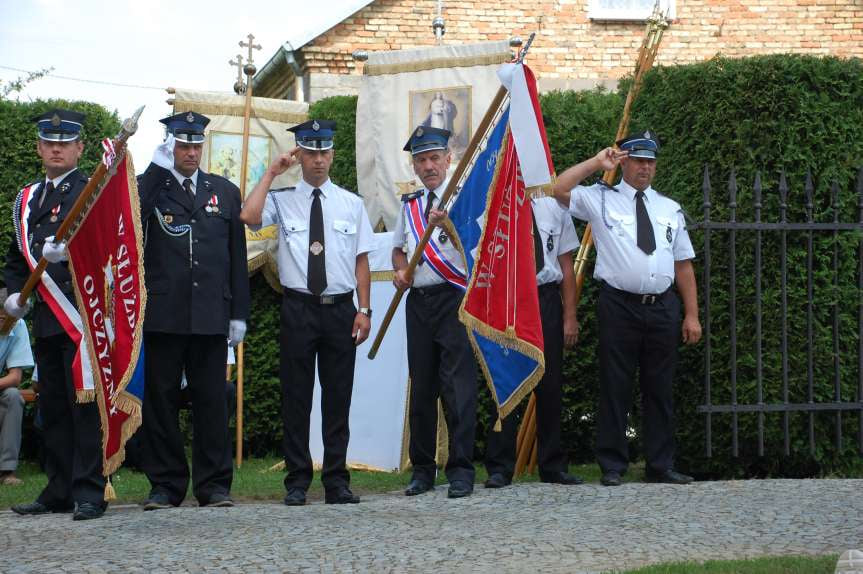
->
<box><xmin>235</xmin><ymin>33</ymin><xmax>261</xmax><ymax>469</ymax></box>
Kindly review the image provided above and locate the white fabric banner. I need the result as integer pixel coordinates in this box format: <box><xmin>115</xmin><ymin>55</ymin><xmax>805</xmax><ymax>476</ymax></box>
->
<box><xmin>171</xmin><ymin>88</ymin><xmax>309</xmax><ymax>288</ymax></box>
<box><xmin>356</xmin><ymin>41</ymin><xmax>512</xmax><ymax>231</ymax></box>
<box><xmin>309</xmin><ymin>232</ymin><xmax>411</xmax><ymax>472</ymax></box>
<box><xmin>498</xmin><ymin>63</ymin><xmax>552</xmax><ymax>188</ymax></box>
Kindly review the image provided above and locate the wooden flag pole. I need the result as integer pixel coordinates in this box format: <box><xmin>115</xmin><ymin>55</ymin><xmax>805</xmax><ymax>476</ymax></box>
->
<box><xmin>235</xmin><ymin>33</ymin><xmax>261</xmax><ymax>469</ymax></box>
<box><xmin>0</xmin><ymin>106</ymin><xmax>144</xmax><ymax>336</ymax></box>
<box><xmin>514</xmin><ymin>5</ymin><xmax>669</xmax><ymax>477</ymax></box>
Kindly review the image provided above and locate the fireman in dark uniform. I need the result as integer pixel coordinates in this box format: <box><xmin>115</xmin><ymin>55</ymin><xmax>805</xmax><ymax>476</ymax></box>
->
<box><xmin>4</xmin><ymin>108</ymin><xmax>107</xmax><ymax>520</ymax></box>
<box><xmin>137</xmin><ymin>111</ymin><xmax>249</xmax><ymax>510</ymax></box>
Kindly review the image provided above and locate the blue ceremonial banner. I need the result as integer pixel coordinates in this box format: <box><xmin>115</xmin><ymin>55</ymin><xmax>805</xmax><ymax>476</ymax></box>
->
<box><xmin>449</xmin><ymin>101</ymin><xmax>546</xmax><ymax>423</ymax></box>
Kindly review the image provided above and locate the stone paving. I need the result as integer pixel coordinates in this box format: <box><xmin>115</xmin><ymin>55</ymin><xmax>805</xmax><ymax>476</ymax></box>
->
<box><xmin>3</xmin><ymin>479</ymin><xmax>861</xmax><ymax>573</ymax></box>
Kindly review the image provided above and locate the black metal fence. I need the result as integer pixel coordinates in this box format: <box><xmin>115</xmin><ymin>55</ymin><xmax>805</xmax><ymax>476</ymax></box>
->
<box><xmin>690</xmin><ymin>167</ymin><xmax>863</xmax><ymax>458</ymax></box>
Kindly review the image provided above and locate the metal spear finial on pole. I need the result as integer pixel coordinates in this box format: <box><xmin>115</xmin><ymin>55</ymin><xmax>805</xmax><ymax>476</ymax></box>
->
<box><xmin>433</xmin><ymin>0</ymin><xmax>445</xmax><ymax>45</ymax></box>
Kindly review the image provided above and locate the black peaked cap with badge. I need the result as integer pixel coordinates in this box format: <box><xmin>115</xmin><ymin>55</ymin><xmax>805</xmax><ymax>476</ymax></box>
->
<box><xmin>616</xmin><ymin>130</ymin><xmax>660</xmax><ymax>159</ymax></box>
<box><xmin>403</xmin><ymin>126</ymin><xmax>450</xmax><ymax>155</ymax></box>
<box><xmin>160</xmin><ymin>111</ymin><xmax>210</xmax><ymax>144</ymax></box>
<box><xmin>289</xmin><ymin>119</ymin><xmax>336</xmax><ymax>150</ymax></box>
<box><xmin>32</xmin><ymin>108</ymin><xmax>85</xmax><ymax>142</ymax></box>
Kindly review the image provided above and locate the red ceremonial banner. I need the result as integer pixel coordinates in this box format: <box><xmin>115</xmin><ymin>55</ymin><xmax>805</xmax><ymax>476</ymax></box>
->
<box><xmin>67</xmin><ymin>153</ymin><xmax>147</xmax><ymax>479</ymax></box>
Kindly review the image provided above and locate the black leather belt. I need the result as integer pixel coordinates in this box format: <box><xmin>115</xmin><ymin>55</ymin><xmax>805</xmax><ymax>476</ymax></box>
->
<box><xmin>411</xmin><ymin>283</ymin><xmax>456</xmax><ymax>296</ymax></box>
<box><xmin>538</xmin><ymin>282</ymin><xmax>560</xmax><ymax>293</ymax></box>
<box><xmin>601</xmin><ymin>282</ymin><xmax>671</xmax><ymax>305</ymax></box>
<box><xmin>283</xmin><ymin>288</ymin><xmax>353</xmax><ymax>305</ymax></box>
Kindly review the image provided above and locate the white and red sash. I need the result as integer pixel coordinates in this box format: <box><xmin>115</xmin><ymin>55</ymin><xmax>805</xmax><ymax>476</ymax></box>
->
<box><xmin>16</xmin><ymin>183</ymin><xmax>94</xmax><ymax>401</ymax></box>
<box><xmin>404</xmin><ymin>195</ymin><xmax>467</xmax><ymax>290</ymax></box>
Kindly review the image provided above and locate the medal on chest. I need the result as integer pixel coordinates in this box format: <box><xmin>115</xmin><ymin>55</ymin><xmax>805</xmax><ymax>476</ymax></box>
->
<box><xmin>205</xmin><ymin>193</ymin><xmax>220</xmax><ymax>214</ymax></box>
<box><xmin>49</xmin><ymin>203</ymin><xmax>61</xmax><ymax>223</ymax></box>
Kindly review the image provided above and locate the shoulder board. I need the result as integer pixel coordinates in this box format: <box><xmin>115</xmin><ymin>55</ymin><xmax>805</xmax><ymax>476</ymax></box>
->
<box><xmin>401</xmin><ymin>189</ymin><xmax>424</xmax><ymax>202</ymax></box>
<box><xmin>270</xmin><ymin>187</ymin><xmax>295</xmax><ymax>193</ymax></box>
<box><xmin>677</xmin><ymin>207</ymin><xmax>695</xmax><ymax>227</ymax></box>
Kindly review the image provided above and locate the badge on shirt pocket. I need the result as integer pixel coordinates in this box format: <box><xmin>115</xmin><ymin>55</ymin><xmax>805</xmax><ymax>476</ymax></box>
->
<box><xmin>666</xmin><ymin>225</ymin><xmax>672</xmax><ymax>243</ymax></box>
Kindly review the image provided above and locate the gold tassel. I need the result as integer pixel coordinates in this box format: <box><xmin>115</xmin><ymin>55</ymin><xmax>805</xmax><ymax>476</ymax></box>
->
<box><xmin>493</xmin><ymin>417</ymin><xmax>502</xmax><ymax>432</ymax></box>
<box><xmin>104</xmin><ymin>478</ymin><xmax>116</xmax><ymax>501</ymax></box>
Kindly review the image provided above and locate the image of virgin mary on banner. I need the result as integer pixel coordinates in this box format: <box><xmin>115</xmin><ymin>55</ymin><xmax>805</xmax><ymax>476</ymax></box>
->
<box><xmin>67</xmin><ymin>150</ymin><xmax>146</xmax><ymax>485</ymax></box>
<box><xmin>449</xmin><ymin>62</ymin><xmax>555</xmax><ymax>425</ymax></box>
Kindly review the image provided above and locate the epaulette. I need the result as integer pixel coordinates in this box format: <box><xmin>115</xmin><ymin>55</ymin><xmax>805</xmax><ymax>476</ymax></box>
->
<box><xmin>678</xmin><ymin>207</ymin><xmax>695</xmax><ymax>227</ymax></box>
<box><xmin>270</xmin><ymin>186</ymin><xmax>295</xmax><ymax>193</ymax></box>
<box><xmin>401</xmin><ymin>189</ymin><xmax>423</xmax><ymax>202</ymax></box>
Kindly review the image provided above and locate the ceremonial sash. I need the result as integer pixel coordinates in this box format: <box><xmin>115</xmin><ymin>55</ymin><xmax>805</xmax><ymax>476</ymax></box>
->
<box><xmin>16</xmin><ymin>183</ymin><xmax>95</xmax><ymax>402</ymax></box>
<box><xmin>404</xmin><ymin>196</ymin><xmax>467</xmax><ymax>290</ymax></box>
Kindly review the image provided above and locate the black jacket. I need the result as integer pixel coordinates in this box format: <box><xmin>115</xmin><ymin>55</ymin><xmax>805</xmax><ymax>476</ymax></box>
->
<box><xmin>4</xmin><ymin>169</ymin><xmax>87</xmax><ymax>338</ymax></box>
<box><xmin>137</xmin><ymin>163</ymin><xmax>249</xmax><ymax>335</ymax></box>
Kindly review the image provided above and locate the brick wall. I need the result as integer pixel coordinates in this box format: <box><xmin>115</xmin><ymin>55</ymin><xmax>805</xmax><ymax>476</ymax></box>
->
<box><xmin>299</xmin><ymin>0</ymin><xmax>862</xmax><ymax>83</ymax></box>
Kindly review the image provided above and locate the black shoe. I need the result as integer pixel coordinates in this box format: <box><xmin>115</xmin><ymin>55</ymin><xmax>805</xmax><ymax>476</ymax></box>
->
<box><xmin>600</xmin><ymin>470</ymin><xmax>622</xmax><ymax>487</ymax></box>
<box><xmin>283</xmin><ymin>488</ymin><xmax>307</xmax><ymax>506</ymax></box>
<box><xmin>540</xmin><ymin>471</ymin><xmax>584</xmax><ymax>485</ymax></box>
<box><xmin>645</xmin><ymin>469</ymin><xmax>693</xmax><ymax>485</ymax></box>
<box><xmin>483</xmin><ymin>473</ymin><xmax>511</xmax><ymax>489</ymax></box>
<box><xmin>73</xmin><ymin>502</ymin><xmax>105</xmax><ymax>521</ymax></box>
<box><xmin>447</xmin><ymin>480</ymin><xmax>473</xmax><ymax>499</ymax></box>
<box><xmin>142</xmin><ymin>493</ymin><xmax>172</xmax><ymax>511</ymax></box>
<box><xmin>11</xmin><ymin>501</ymin><xmax>71</xmax><ymax>515</ymax></box>
<box><xmin>404</xmin><ymin>479</ymin><xmax>434</xmax><ymax>496</ymax></box>
<box><xmin>325</xmin><ymin>487</ymin><xmax>360</xmax><ymax>505</ymax></box>
<box><xmin>202</xmin><ymin>492</ymin><xmax>234</xmax><ymax>508</ymax></box>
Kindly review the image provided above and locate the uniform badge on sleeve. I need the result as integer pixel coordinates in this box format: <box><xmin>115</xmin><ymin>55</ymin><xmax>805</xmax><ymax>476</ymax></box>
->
<box><xmin>666</xmin><ymin>225</ymin><xmax>673</xmax><ymax>243</ymax></box>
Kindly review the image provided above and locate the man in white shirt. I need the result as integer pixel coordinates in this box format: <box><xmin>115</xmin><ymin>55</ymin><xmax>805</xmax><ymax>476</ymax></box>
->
<box><xmin>241</xmin><ymin>119</ymin><xmax>374</xmax><ymax>506</ymax></box>
<box><xmin>553</xmin><ymin>131</ymin><xmax>702</xmax><ymax>487</ymax></box>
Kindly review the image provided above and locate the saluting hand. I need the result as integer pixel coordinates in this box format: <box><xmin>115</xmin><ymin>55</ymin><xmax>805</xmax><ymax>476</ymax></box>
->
<box><xmin>353</xmin><ymin>312</ymin><xmax>371</xmax><ymax>346</ymax></box>
<box><xmin>681</xmin><ymin>314</ymin><xmax>702</xmax><ymax>345</ymax></box>
<box><xmin>594</xmin><ymin>147</ymin><xmax>628</xmax><ymax>172</ymax></box>
<box><xmin>267</xmin><ymin>147</ymin><xmax>301</xmax><ymax>177</ymax></box>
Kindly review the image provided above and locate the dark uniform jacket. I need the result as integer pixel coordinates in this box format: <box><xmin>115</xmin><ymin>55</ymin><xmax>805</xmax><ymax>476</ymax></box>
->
<box><xmin>137</xmin><ymin>163</ymin><xmax>249</xmax><ymax>335</ymax></box>
<box><xmin>4</xmin><ymin>169</ymin><xmax>87</xmax><ymax>339</ymax></box>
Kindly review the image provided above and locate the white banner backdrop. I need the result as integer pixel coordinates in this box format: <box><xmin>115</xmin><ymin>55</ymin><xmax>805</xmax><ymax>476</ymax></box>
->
<box><xmin>309</xmin><ymin>232</ymin><xmax>411</xmax><ymax>472</ymax></box>
<box><xmin>171</xmin><ymin>88</ymin><xmax>309</xmax><ymax>289</ymax></box>
<box><xmin>356</xmin><ymin>41</ymin><xmax>512</xmax><ymax>231</ymax></box>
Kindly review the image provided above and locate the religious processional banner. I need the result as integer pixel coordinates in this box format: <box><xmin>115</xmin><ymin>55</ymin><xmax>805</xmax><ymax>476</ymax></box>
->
<box><xmin>171</xmin><ymin>88</ymin><xmax>309</xmax><ymax>290</ymax></box>
<box><xmin>449</xmin><ymin>63</ymin><xmax>554</xmax><ymax>422</ymax></box>
<box><xmin>67</xmin><ymin>152</ymin><xmax>146</xmax><ymax>481</ymax></box>
<box><xmin>356</xmin><ymin>40</ymin><xmax>512</xmax><ymax>231</ymax></box>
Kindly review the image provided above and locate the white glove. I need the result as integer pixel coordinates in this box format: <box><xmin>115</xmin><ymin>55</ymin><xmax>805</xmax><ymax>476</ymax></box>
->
<box><xmin>42</xmin><ymin>235</ymin><xmax>68</xmax><ymax>263</ymax></box>
<box><xmin>152</xmin><ymin>133</ymin><xmax>175</xmax><ymax>170</ymax></box>
<box><xmin>228</xmin><ymin>320</ymin><xmax>247</xmax><ymax>347</ymax></box>
<box><xmin>3</xmin><ymin>293</ymin><xmax>31</xmax><ymax>319</ymax></box>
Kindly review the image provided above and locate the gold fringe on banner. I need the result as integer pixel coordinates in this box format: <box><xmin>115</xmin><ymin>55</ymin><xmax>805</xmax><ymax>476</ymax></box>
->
<box><xmin>364</xmin><ymin>53</ymin><xmax>511</xmax><ymax>77</ymax></box>
<box><xmin>173</xmin><ymin>102</ymin><xmax>307</xmax><ymax>125</ymax></box>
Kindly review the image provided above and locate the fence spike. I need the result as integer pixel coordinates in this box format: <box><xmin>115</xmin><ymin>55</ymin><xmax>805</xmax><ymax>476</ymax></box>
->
<box><xmin>753</xmin><ymin>171</ymin><xmax>762</xmax><ymax>210</ymax></box>
<box><xmin>702</xmin><ymin>165</ymin><xmax>711</xmax><ymax>210</ymax></box>
<box><xmin>857</xmin><ymin>166</ymin><xmax>863</xmax><ymax>210</ymax></box>
<box><xmin>728</xmin><ymin>167</ymin><xmax>737</xmax><ymax>212</ymax></box>
<box><xmin>778</xmin><ymin>170</ymin><xmax>789</xmax><ymax>222</ymax></box>
<box><xmin>832</xmin><ymin>180</ymin><xmax>840</xmax><ymax>223</ymax></box>
<box><xmin>805</xmin><ymin>170</ymin><xmax>814</xmax><ymax>222</ymax></box>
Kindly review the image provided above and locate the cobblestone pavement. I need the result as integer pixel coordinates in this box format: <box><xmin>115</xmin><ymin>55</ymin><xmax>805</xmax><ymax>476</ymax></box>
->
<box><xmin>3</xmin><ymin>479</ymin><xmax>861</xmax><ymax>573</ymax></box>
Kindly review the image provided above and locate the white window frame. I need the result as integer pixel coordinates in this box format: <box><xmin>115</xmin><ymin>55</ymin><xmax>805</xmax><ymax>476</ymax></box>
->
<box><xmin>587</xmin><ymin>0</ymin><xmax>676</xmax><ymax>22</ymax></box>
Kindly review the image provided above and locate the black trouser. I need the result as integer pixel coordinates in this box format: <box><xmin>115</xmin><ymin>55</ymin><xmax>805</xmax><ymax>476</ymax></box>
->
<box><xmin>141</xmin><ymin>333</ymin><xmax>231</xmax><ymax>505</ymax></box>
<box><xmin>485</xmin><ymin>282</ymin><xmax>567</xmax><ymax>480</ymax></box>
<box><xmin>34</xmin><ymin>334</ymin><xmax>105</xmax><ymax>509</ymax></box>
<box><xmin>595</xmin><ymin>283</ymin><xmax>681</xmax><ymax>476</ymax></box>
<box><xmin>280</xmin><ymin>291</ymin><xmax>357</xmax><ymax>493</ymax></box>
<box><xmin>406</xmin><ymin>283</ymin><xmax>477</xmax><ymax>485</ymax></box>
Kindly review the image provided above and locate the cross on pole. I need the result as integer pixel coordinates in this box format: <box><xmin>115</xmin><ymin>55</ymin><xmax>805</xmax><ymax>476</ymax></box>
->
<box><xmin>229</xmin><ymin>54</ymin><xmax>245</xmax><ymax>94</ymax></box>
<box><xmin>240</xmin><ymin>33</ymin><xmax>262</xmax><ymax>71</ymax></box>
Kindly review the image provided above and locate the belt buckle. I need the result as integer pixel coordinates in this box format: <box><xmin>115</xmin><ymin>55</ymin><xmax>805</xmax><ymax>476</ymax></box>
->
<box><xmin>641</xmin><ymin>294</ymin><xmax>656</xmax><ymax>305</ymax></box>
<box><xmin>320</xmin><ymin>295</ymin><xmax>335</xmax><ymax>305</ymax></box>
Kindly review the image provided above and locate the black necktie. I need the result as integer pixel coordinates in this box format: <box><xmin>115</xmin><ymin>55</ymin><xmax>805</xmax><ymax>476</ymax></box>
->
<box><xmin>307</xmin><ymin>188</ymin><xmax>327</xmax><ymax>296</ymax></box>
<box><xmin>423</xmin><ymin>191</ymin><xmax>436</xmax><ymax>221</ymax></box>
<box><xmin>635</xmin><ymin>190</ymin><xmax>656</xmax><ymax>255</ymax></box>
<box><xmin>39</xmin><ymin>181</ymin><xmax>55</xmax><ymax>208</ymax></box>
<box><xmin>531</xmin><ymin>209</ymin><xmax>545</xmax><ymax>274</ymax></box>
<box><xmin>182</xmin><ymin>178</ymin><xmax>194</xmax><ymax>200</ymax></box>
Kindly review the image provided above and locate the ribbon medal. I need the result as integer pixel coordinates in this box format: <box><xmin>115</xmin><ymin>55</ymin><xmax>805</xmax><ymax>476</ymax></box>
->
<box><xmin>49</xmin><ymin>204</ymin><xmax>61</xmax><ymax>223</ymax></box>
<box><xmin>206</xmin><ymin>193</ymin><xmax>219</xmax><ymax>214</ymax></box>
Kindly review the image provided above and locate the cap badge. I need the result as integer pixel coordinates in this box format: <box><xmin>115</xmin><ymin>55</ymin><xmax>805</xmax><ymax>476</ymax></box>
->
<box><xmin>51</xmin><ymin>113</ymin><xmax>62</xmax><ymax>127</ymax></box>
<box><xmin>186</xmin><ymin>112</ymin><xmax>195</xmax><ymax>123</ymax></box>
<box><xmin>416</xmin><ymin>127</ymin><xmax>424</xmax><ymax>137</ymax></box>
<box><xmin>312</xmin><ymin>120</ymin><xmax>320</xmax><ymax>132</ymax></box>
<box><xmin>644</xmin><ymin>130</ymin><xmax>651</xmax><ymax>139</ymax></box>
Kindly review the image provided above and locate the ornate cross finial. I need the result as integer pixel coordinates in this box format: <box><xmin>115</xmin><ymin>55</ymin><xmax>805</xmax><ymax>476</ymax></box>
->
<box><xmin>229</xmin><ymin>54</ymin><xmax>245</xmax><ymax>94</ymax></box>
<box><xmin>240</xmin><ymin>33</ymin><xmax>262</xmax><ymax>67</ymax></box>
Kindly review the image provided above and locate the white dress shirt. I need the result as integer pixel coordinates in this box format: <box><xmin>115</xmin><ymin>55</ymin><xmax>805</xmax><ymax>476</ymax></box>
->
<box><xmin>568</xmin><ymin>179</ymin><xmax>695</xmax><ymax>294</ymax></box>
<box><xmin>252</xmin><ymin>178</ymin><xmax>374</xmax><ymax>295</ymax></box>
<box><xmin>391</xmin><ymin>180</ymin><xmax>467</xmax><ymax>288</ymax></box>
<box><xmin>169</xmin><ymin>168</ymin><xmax>199</xmax><ymax>195</ymax></box>
<box><xmin>532</xmin><ymin>196</ymin><xmax>580</xmax><ymax>286</ymax></box>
